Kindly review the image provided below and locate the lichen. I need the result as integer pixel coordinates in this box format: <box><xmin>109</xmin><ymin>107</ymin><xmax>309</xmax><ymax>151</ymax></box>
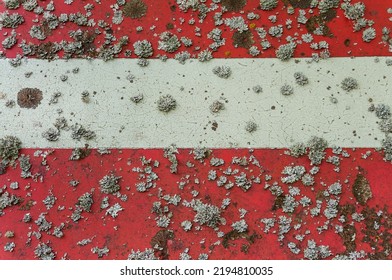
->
<box><xmin>0</xmin><ymin>136</ymin><xmax>21</xmax><ymax>164</ymax></box>
<box><xmin>157</xmin><ymin>94</ymin><xmax>177</xmax><ymax>112</ymax></box>
<box><xmin>133</xmin><ymin>39</ymin><xmax>153</xmax><ymax>58</ymax></box>
<box><xmin>260</xmin><ymin>0</ymin><xmax>278</xmax><ymax>11</ymax></box>
<box><xmin>91</xmin><ymin>246</ymin><xmax>109</xmax><ymax>258</ymax></box>
<box><xmin>99</xmin><ymin>173</ymin><xmax>121</xmax><ymax>194</ymax></box>
<box><xmin>280</xmin><ymin>84</ymin><xmax>294</xmax><ymax>96</ymax></box>
<box><xmin>128</xmin><ymin>248</ymin><xmax>157</xmax><ymax>260</ymax></box>
<box><xmin>193</xmin><ymin>199</ymin><xmax>222</xmax><ymax>228</ymax></box>
<box><xmin>294</xmin><ymin>72</ymin><xmax>309</xmax><ymax>86</ymax></box>
<box><xmin>231</xmin><ymin>219</ymin><xmax>248</xmax><ymax>233</ymax></box>
<box><xmin>210</xmin><ymin>100</ymin><xmax>225</xmax><ymax>113</ymax></box>
<box><xmin>341</xmin><ymin>77</ymin><xmax>359</xmax><ymax>92</ymax></box>
<box><xmin>158</xmin><ymin>32</ymin><xmax>181</xmax><ymax>53</ymax></box>
<box><xmin>212</xmin><ymin>65</ymin><xmax>232</xmax><ymax>79</ymax></box>
<box><xmin>307</xmin><ymin>136</ymin><xmax>328</xmax><ymax>165</ymax></box>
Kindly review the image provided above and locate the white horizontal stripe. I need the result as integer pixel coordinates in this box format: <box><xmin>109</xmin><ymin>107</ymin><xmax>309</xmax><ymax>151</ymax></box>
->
<box><xmin>0</xmin><ymin>57</ymin><xmax>390</xmax><ymax>148</ymax></box>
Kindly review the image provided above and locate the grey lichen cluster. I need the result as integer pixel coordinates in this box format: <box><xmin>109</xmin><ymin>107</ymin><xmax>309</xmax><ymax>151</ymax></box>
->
<box><xmin>231</xmin><ymin>219</ymin><xmax>248</xmax><ymax>233</ymax></box>
<box><xmin>0</xmin><ymin>11</ymin><xmax>24</xmax><ymax>28</ymax></box>
<box><xmin>372</xmin><ymin>104</ymin><xmax>392</xmax><ymax>161</ymax></box>
<box><xmin>70</xmin><ymin>124</ymin><xmax>96</xmax><ymax>141</ymax></box>
<box><xmin>77</xmin><ymin>192</ymin><xmax>94</xmax><ymax>212</ymax></box>
<box><xmin>91</xmin><ymin>246</ymin><xmax>109</xmax><ymax>258</ymax></box>
<box><xmin>192</xmin><ymin>200</ymin><xmax>222</xmax><ymax>228</ymax></box>
<box><xmin>294</xmin><ymin>72</ymin><xmax>309</xmax><ymax>86</ymax></box>
<box><xmin>280</xmin><ymin>84</ymin><xmax>294</xmax><ymax>96</ymax></box>
<box><xmin>303</xmin><ymin>239</ymin><xmax>331</xmax><ymax>260</ymax></box>
<box><xmin>288</xmin><ymin>142</ymin><xmax>307</xmax><ymax>158</ymax></box>
<box><xmin>210</xmin><ymin>100</ymin><xmax>225</xmax><ymax>113</ymax></box>
<box><xmin>128</xmin><ymin>248</ymin><xmax>157</xmax><ymax>260</ymax></box>
<box><xmin>0</xmin><ymin>135</ymin><xmax>22</xmax><ymax>163</ymax></box>
<box><xmin>35</xmin><ymin>213</ymin><xmax>52</xmax><ymax>232</ymax></box>
<box><xmin>157</xmin><ymin>94</ymin><xmax>177</xmax><ymax>112</ymax></box>
<box><xmin>106</xmin><ymin>203</ymin><xmax>123</xmax><ymax>218</ymax></box>
<box><xmin>212</xmin><ymin>65</ymin><xmax>232</xmax><ymax>79</ymax></box>
<box><xmin>307</xmin><ymin>136</ymin><xmax>328</xmax><ymax>165</ymax></box>
<box><xmin>158</xmin><ymin>32</ymin><xmax>181</xmax><ymax>53</ymax></box>
<box><xmin>341</xmin><ymin>77</ymin><xmax>359</xmax><ymax>92</ymax></box>
<box><xmin>164</xmin><ymin>144</ymin><xmax>179</xmax><ymax>174</ymax></box>
<box><xmin>0</xmin><ymin>191</ymin><xmax>21</xmax><ymax>214</ymax></box>
<box><xmin>275</xmin><ymin>43</ymin><xmax>296</xmax><ymax>61</ymax></box>
<box><xmin>260</xmin><ymin>0</ymin><xmax>278</xmax><ymax>11</ymax></box>
<box><xmin>99</xmin><ymin>173</ymin><xmax>121</xmax><ymax>194</ymax></box>
<box><xmin>281</xmin><ymin>165</ymin><xmax>306</xmax><ymax>184</ymax></box>
<box><xmin>133</xmin><ymin>40</ymin><xmax>153</xmax><ymax>58</ymax></box>
<box><xmin>42</xmin><ymin>128</ymin><xmax>60</xmax><ymax>142</ymax></box>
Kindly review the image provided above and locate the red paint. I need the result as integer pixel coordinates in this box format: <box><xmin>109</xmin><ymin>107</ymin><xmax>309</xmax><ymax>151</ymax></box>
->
<box><xmin>0</xmin><ymin>0</ymin><xmax>391</xmax><ymax>59</ymax></box>
<box><xmin>0</xmin><ymin>148</ymin><xmax>391</xmax><ymax>260</ymax></box>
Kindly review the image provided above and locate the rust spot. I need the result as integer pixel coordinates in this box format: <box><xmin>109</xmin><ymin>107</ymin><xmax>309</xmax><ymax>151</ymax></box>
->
<box><xmin>36</xmin><ymin>42</ymin><xmax>60</xmax><ymax>60</ymax></box>
<box><xmin>150</xmin><ymin>229</ymin><xmax>174</xmax><ymax>259</ymax></box>
<box><xmin>166</xmin><ymin>22</ymin><xmax>174</xmax><ymax>30</ymax></box>
<box><xmin>320</xmin><ymin>9</ymin><xmax>337</xmax><ymax>21</ymax></box>
<box><xmin>0</xmin><ymin>162</ymin><xmax>6</xmax><ymax>175</ymax></box>
<box><xmin>305</xmin><ymin>16</ymin><xmax>334</xmax><ymax>37</ymax></box>
<box><xmin>211</xmin><ymin>121</ymin><xmax>218</xmax><ymax>131</ymax></box>
<box><xmin>19</xmin><ymin>199</ymin><xmax>35</xmax><ymax>211</ymax></box>
<box><xmin>272</xmin><ymin>194</ymin><xmax>285</xmax><ymax>211</ymax></box>
<box><xmin>221</xmin><ymin>0</ymin><xmax>247</xmax><ymax>12</ymax></box>
<box><xmin>17</xmin><ymin>88</ymin><xmax>43</xmax><ymax>109</ymax></box>
<box><xmin>353</xmin><ymin>173</ymin><xmax>372</xmax><ymax>205</ymax></box>
<box><xmin>340</xmin><ymin>224</ymin><xmax>357</xmax><ymax>252</ymax></box>
<box><xmin>232</xmin><ymin>30</ymin><xmax>254</xmax><ymax>49</ymax></box>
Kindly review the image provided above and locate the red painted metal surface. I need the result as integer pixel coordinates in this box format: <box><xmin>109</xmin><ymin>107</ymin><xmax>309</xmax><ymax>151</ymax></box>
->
<box><xmin>0</xmin><ymin>148</ymin><xmax>391</xmax><ymax>259</ymax></box>
<box><xmin>0</xmin><ymin>0</ymin><xmax>391</xmax><ymax>59</ymax></box>
<box><xmin>1</xmin><ymin>1</ymin><xmax>392</xmax><ymax>260</ymax></box>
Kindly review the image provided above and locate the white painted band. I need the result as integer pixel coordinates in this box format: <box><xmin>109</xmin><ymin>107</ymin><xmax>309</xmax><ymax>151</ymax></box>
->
<box><xmin>0</xmin><ymin>57</ymin><xmax>390</xmax><ymax>148</ymax></box>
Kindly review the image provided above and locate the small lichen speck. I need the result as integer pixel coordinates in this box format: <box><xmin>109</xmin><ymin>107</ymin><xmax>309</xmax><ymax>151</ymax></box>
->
<box><xmin>294</xmin><ymin>72</ymin><xmax>309</xmax><ymax>86</ymax></box>
<box><xmin>212</xmin><ymin>66</ymin><xmax>232</xmax><ymax>79</ymax></box>
<box><xmin>210</xmin><ymin>100</ymin><xmax>225</xmax><ymax>113</ymax></box>
<box><xmin>341</xmin><ymin>77</ymin><xmax>359</xmax><ymax>92</ymax></box>
<box><xmin>245</xmin><ymin>121</ymin><xmax>257</xmax><ymax>133</ymax></box>
<box><xmin>280</xmin><ymin>84</ymin><xmax>294</xmax><ymax>96</ymax></box>
<box><xmin>106</xmin><ymin>202</ymin><xmax>123</xmax><ymax>218</ymax></box>
<box><xmin>91</xmin><ymin>246</ymin><xmax>109</xmax><ymax>258</ymax></box>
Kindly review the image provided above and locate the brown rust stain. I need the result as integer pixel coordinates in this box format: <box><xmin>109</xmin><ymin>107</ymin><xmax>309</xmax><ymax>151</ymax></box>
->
<box><xmin>352</xmin><ymin>172</ymin><xmax>372</xmax><ymax>205</ymax></box>
<box><xmin>150</xmin><ymin>229</ymin><xmax>174</xmax><ymax>259</ymax></box>
<box><xmin>222</xmin><ymin>230</ymin><xmax>261</xmax><ymax>249</ymax></box>
<box><xmin>232</xmin><ymin>30</ymin><xmax>254</xmax><ymax>49</ymax></box>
